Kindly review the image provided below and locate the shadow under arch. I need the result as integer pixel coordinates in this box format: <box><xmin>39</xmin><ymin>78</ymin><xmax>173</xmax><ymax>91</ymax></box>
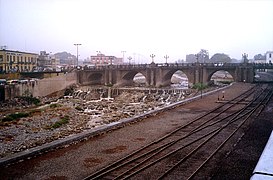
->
<box><xmin>88</xmin><ymin>73</ymin><xmax>104</xmax><ymax>85</ymax></box>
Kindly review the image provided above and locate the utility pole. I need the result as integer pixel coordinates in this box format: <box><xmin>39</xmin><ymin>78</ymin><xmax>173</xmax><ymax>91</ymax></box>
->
<box><xmin>96</xmin><ymin>51</ymin><xmax>101</xmax><ymax>65</ymax></box>
<box><xmin>74</xmin><ymin>43</ymin><xmax>81</xmax><ymax>67</ymax></box>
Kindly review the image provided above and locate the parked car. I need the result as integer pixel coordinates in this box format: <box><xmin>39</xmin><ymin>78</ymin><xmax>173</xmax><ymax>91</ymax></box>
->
<box><xmin>0</xmin><ymin>79</ymin><xmax>7</xmax><ymax>85</ymax></box>
<box><xmin>7</xmin><ymin>79</ymin><xmax>19</xmax><ymax>84</ymax></box>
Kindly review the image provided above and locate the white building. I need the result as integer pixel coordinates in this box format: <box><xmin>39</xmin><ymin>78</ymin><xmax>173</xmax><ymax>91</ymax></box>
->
<box><xmin>265</xmin><ymin>51</ymin><xmax>273</xmax><ymax>63</ymax></box>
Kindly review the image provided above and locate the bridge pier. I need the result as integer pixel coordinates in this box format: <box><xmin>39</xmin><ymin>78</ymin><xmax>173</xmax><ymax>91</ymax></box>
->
<box><xmin>235</xmin><ymin>65</ymin><xmax>254</xmax><ymax>83</ymax></box>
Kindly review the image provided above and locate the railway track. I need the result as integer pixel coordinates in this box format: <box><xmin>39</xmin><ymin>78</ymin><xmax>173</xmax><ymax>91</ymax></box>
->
<box><xmin>83</xmin><ymin>84</ymin><xmax>273</xmax><ymax>180</ymax></box>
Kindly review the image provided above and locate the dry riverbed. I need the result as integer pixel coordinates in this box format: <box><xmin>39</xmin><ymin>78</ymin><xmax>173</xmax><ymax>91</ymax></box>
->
<box><xmin>0</xmin><ymin>86</ymin><xmax>196</xmax><ymax>158</ymax></box>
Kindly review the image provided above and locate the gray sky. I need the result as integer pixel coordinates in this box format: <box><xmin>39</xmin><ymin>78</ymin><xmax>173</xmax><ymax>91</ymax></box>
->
<box><xmin>0</xmin><ymin>0</ymin><xmax>273</xmax><ymax>63</ymax></box>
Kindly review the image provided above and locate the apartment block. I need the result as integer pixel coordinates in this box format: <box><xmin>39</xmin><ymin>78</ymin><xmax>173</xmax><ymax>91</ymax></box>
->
<box><xmin>0</xmin><ymin>49</ymin><xmax>38</xmax><ymax>73</ymax></box>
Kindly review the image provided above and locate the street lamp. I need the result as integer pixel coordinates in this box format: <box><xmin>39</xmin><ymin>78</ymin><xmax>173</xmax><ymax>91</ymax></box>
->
<box><xmin>128</xmin><ymin>56</ymin><xmax>132</xmax><ymax>64</ymax></box>
<box><xmin>164</xmin><ymin>55</ymin><xmax>169</xmax><ymax>64</ymax></box>
<box><xmin>74</xmin><ymin>43</ymin><xmax>81</xmax><ymax>67</ymax></box>
<box><xmin>150</xmin><ymin>54</ymin><xmax>155</xmax><ymax>63</ymax></box>
<box><xmin>195</xmin><ymin>53</ymin><xmax>200</xmax><ymax>63</ymax></box>
<box><xmin>242</xmin><ymin>53</ymin><xmax>248</xmax><ymax>63</ymax></box>
<box><xmin>121</xmin><ymin>51</ymin><xmax>126</xmax><ymax>64</ymax></box>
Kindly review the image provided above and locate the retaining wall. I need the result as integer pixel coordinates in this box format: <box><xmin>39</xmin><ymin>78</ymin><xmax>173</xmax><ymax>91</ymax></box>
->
<box><xmin>32</xmin><ymin>72</ymin><xmax>77</xmax><ymax>97</ymax></box>
<box><xmin>2</xmin><ymin>72</ymin><xmax>77</xmax><ymax>100</ymax></box>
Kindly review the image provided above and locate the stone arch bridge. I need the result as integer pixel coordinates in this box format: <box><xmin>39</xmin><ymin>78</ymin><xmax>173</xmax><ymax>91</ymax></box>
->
<box><xmin>78</xmin><ymin>63</ymin><xmax>256</xmax><ymax>87</ymax></box>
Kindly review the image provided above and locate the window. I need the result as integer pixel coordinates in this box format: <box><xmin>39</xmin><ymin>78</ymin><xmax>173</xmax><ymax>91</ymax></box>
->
<box><xmin>269</xmin><ymin>53</ymin><xmax>272</xmax><ymax>58</ymax></box>
<box><xmin>7</xmin><ymin>55</ymin><xmax>9</xmax><ymax>62</ymax></box>
<box><xmin>0</xmin><ymin>55</ymin><xmax>3</xmax><ymax>61</ymax></box>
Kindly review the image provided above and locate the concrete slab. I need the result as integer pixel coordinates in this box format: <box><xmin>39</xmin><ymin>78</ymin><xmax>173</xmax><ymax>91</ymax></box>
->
<box><xmin>251</xmin><ymin>131</ymin><xmax>273</xmax><ymax>179</ymax></box>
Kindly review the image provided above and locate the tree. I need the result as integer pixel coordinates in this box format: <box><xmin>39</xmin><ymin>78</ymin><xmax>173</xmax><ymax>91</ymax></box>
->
<box><xmin>197</xmin><ymin>49</ymin><xmax>209</xmax><ymax>63</ymax></box>
<box><xmin>231</xmin><ymin>58</ymin><xmax>239</xmax><ymax>63</ymax></box>
<box><xmin>210</xmin><ymin>53</ymin><xmax>232</xmax><ymax>63</ymax></box>
<box><xmin>254</xmin><ymin>54</ymin><xmax>265</xmax><ymax>60</ymax></box>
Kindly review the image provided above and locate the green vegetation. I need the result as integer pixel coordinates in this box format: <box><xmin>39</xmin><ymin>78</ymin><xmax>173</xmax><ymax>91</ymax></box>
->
<box><xmin>30</xmin><ymin>109</ymin><xmax>42</xmax><ymax>114</ymax></box>
<box><xmin>1</xmin><ymin>112</ymin><xmax>30</xmax><ymax>122</ymax></box>
<box><xmin>192</xmin><ymin>83</ymin><xmax>208</xmax><ymax>91</ymax></box>
<box><xmin>51</xmin><ymin>115</ymin><xmax>70</xmax><ymax>129</ymax></box>
<box><xmin>21</xmin><ymin>96</ymin><xmax>41</xmax><ymax>105</ymax></box>
<box><xmin>64</xmin><ymin>86</ymin><xmax>75</xmax><ymax>96</ymax></box>
<box><xmin>49</xmin><ymin>103</ymin><xmax>62</xmax><ymax>108</ymax></box>
<box><xmin>75</xmin><ymin>106</ymin><xmax>84</xmax><ymax>111</ymax></box>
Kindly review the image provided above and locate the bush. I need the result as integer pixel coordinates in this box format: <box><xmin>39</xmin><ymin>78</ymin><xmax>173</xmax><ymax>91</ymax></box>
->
<box><xmin>64</xmin><ymin>86</ymin><xmax>75</xmax><ymax>96</ymax></box>
<box><xmin>192</xmin><ymin>83</ymin><xmax>208</xmax><ymax>90</ymax></box>
<box><xmin>1</xmin><ymin>112</ymin><xmax>29</xmax><ymax>122</ymax></box>
<box><xmin>1</xmin><ymin>116</ymin><xmax>13</xmax><ymax>122</ymax></box>
<box><xmin>49</xmin><ymin>103</ymin><xmax>61</xmax><ymax>108</ymax></box>
<box><xmin>20</xmin><ymin>96</ymin><xmax>41</xmax><ymax>105</ymax></box>
<box><xmin>75</xmin><ymin>106</ymin><xmax>84</xmax><ymax>111</ymax></box>
<box><xmin>51</xmin><ymin>115</ymin><xmax>69</xmax><ymax>129</ymax></box>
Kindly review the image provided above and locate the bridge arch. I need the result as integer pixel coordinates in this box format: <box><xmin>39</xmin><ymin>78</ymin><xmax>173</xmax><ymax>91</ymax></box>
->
<box><xmin>119</xmin><ymin>70</ymin><xmax>148</xmax><ymax>86</ymax></box>
<box><xmin>133</xmin><ymin>72</ymin><xmax>147</xmax><ymax>86</ymax></box>
<box><xmin>206</xmin><ymin>69</ymin><xmax>235</xmax><ymax>84</ymax></box>
<box><xmin>87</xmin><ymin>72</ymin><xmax>104</xmax><ymax>85</ymax></box>
<box><xmin>156</xmin><ymin>69</ymin><xmax>191</xmax><ymax>87</ymax></box>
<box><xmin>171</xmin><ymin>70</ymin><xmax>189</xmax><ymax>87</ymax></box>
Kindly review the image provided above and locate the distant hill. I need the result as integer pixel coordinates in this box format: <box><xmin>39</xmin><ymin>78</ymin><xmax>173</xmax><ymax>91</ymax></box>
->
<box><xmin>54</xmin><ymin>52</ymin><xmax>76</xmax><ymax>64</ymax></box>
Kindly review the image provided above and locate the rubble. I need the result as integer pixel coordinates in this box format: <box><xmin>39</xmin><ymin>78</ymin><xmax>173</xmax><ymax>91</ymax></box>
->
<box><xmin>0</xmin><ymin>86</ymin><xmax>195</xmax><ymax>158</ymax></box>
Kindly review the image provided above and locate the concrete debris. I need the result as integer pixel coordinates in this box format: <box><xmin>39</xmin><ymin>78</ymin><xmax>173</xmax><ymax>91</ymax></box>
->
<box><xmin>0</xmin><ymin>87</ymin><xmax>195</xmax><ymax>158</ymax></box>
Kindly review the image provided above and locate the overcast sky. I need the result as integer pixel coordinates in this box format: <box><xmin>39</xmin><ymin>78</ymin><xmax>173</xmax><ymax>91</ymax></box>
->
<box><xmin>0</xmin><ymin>0</ymin><xmax>273</xmax><ymax>63</ymax></box>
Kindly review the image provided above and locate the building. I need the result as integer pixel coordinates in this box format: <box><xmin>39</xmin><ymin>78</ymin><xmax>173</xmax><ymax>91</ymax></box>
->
<box><xmin>265</xmin><ymin>51</ymin><xmax>273</xmax><ymax>63</ymax></box>
<box><xmin>0</xmin><ymin>49</ymin><xmax>38</xmax><ymax>73</ymax></box>
<box><xmin>253</xmin><ymin>51</ymin><xmax>273</xmax><ymax>64</ymax></box>
<box><xmin>88</xmin><ymin>53</ymin><xmax>123</xmax><ymax>66</ymax></box>
<box><xmin>37</xmin><ymin>51</ymin><xmax>61</xmax><ymax>71</ymax></box>
<box><xmin>253</xmin><ymin>54</ymin><xmax>266</xmax><ymax>64</ymax></box>
<box><xmin>185</xmin><ymin>54</ymin><xmax>197</xmax><ymax>63</ymax></box>
<box><xmin>38</xmin><ymin>51</ymin><xmax>51</xmax><ymax>67</ymax></box>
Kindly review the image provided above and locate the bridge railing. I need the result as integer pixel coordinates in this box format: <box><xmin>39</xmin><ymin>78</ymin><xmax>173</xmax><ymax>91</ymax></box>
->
<box><xmin>252</xmin><ymin>63</ymin><xmax>273</xmax><ymax>68</ymax></box>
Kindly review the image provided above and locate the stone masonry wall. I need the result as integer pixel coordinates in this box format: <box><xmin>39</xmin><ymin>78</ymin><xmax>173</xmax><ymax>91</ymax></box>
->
<box><xmin>32</xmin><ymin>72</ymin><xmax>77</xmax><ymax>97</ymax></box>
<box><xmin>3</xmin><ymin>72</ymin><xmax>77</xmax><ymax>100</ymax></box>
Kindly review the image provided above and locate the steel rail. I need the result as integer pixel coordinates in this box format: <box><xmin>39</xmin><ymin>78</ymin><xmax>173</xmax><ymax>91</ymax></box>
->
<box><xmin>114</xmin><ymin>95</ymin><xmax>262</xmax><ymax>180</ymax></box>
<box><xmin>123</xmin><ymin>88</ymin><xmax>267</xmax><ymax>180</ymax></box>
<box><xmin>83</xmin><ymin>86</ymin><xmax>258</xmax><ymax>180</ymax></box>
<box><xmin>187</xmin><ymin>87</ymin><xmax>273</xmax><ymax>180</ymax></box>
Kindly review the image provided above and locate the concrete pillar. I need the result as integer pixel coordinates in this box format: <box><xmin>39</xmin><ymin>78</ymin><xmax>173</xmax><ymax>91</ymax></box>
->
<box><xmin>109</xmin><ymin>70</ymin><xmax>113</xmax><ymax>85</ymax></box>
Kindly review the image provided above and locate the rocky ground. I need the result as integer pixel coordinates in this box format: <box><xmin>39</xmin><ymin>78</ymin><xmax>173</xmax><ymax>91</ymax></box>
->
<box><xmin>0</xmin><ymin>85</ymin><xmax>196</xmax><ymax>158</ymax></box>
